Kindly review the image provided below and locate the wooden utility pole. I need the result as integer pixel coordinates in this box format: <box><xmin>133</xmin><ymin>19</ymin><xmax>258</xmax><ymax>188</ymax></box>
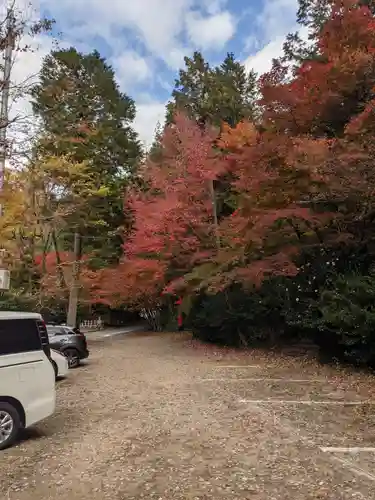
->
<box><xmin>67</xmin><ymin>231</ymin><xmax>81</xmax><ymax>327</ymax></box>
<box><xmin>0</xmin><ymin>6</ymin><xmax>15</xmax><ymax>291</ymax></box>
<box><xmin>0</xmin><ymin>7</ymin><xmax>15</xmax><ymax>215</ymax></box>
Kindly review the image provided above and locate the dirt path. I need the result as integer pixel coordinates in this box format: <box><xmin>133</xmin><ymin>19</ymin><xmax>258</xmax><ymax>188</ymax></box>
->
<box><xmin>1</xmin><ymin>331</ymin><xmax>375</xmax><ymax>499</ymax></box>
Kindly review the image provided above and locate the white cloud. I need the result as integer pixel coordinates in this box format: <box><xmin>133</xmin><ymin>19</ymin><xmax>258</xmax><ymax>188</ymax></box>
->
<box><xmin>244</xmin><ymin>34</ymin><xmax>262</xmax><ymax>54</ymax></box>
<box><xmin>243</xmin><ymin>0</ymin><xmax>310</xmax><ymax>77</ymax></box>
<box><xmin>3</xmin><ymin>0</ymin><xmax>177</xmax><ymax>158</ymax></box>
<box><xmin>244</xmin><ymin>36</ymin><xmax>286</xmax><ymax>76</ymax></box>
<box><xmin>256</xmin><ymin>0</ymin><xmax>299</xmax><ymax>41</ymax></box>
<box><xmin>33</xmin><ymin>0</ymin><xmax>237</xmax><ymax>147</ymax></box>
<box><xmin>134</xmin><ymin>99</ymin><xmax>166</xmax><ymax>148</ymax></box>
<box><xmin>6</xmin><ymin>0</ymin><xmax>260</xmax><ymax>154</ymax></box>
<box><xmin>186</xmin><ymin>10</ymin><xmax>235</xmax><ymax>50</ymax></box>
<box><xmin>0</xmin><ymin>0</ymin><xmax>71</xmax><ymax>164</ymax></box>
<box><xmin>202</xmin><ymin>0</ymin><xmax>228</xmax><ymax>15</ymax></box>
<box><xmin>39</xmin><ymin>0</ymin><xmax>235</xmax><ymax>68</ymax></box>
<box><xmin>113</xmin><ymin>51</ymin><xmax>152</xmax><ymax>88</ymax></box>
<box><xmin>38</xmin><ymin>0</ymin><xmax>191</xmax><ymax>68</ymax></box>
<box><xmin>244</xmin><ymin>26</ymin><xmax>309</xmax><ymax>76</ymax></box>
<box><xmin>8</xmin><ymin>32</ymin><xmax>56</xmax><ymax>163</ymax></box>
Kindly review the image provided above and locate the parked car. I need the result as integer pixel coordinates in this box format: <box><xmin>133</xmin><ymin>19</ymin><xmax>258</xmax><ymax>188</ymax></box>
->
<box><xmin>50</xmin><ymin>349</ymin><xmax>69</xmax><ymax>379</ymax></box>
<box><xmin>0</xmin><ymin>312</ymin><xmax>56</xmax><ymax>450</ymax></box>
<box><xmin>46</xmin><ymin>325</ymin><xmax>89</xmax><ymax>368</ymax></box>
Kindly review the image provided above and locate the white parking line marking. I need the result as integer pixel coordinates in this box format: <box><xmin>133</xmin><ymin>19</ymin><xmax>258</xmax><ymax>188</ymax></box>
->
<box><xmin>239</xmin><ymin>395</ymin><xmax>375</xmax><ymax>483</ymax></box>
<box><xmin>330</xmin><ymin>455</ymin><xmax>375</xmax><ymax>482</ymax></box>
<box><xmin>201</xmin><ymin>378</ymin><xmax>323</xmax><ymax>383</ymax></box>
<box><xmin>212</xmin><ymin>365</ymin><xmax>261</xmax><ymax>368</ymax></box>
<box><xmin>321</xmin><ymin>447</ymin><xmax>375</xmax><ymax>453</ymax></box>
<box><xmin>239</xmin><ymin>399</ymin><xmax>375</xmax><ymax>405</ymax></box>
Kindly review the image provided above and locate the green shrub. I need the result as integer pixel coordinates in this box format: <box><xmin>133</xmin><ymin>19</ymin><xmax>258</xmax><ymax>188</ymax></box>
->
<box><xmin>164</xmin><ymin>243</ymin><xmax>375</xmax><ymax>368</ymax></box>
<box><xmin>308</xmin><ymin>273</ymin><xmax>375</xmax><ymax>366</ymax></box>
<box><xmin>187</xmin><ymin>284</ymin><xmax>286</xmax><ymax>347</ymax></box>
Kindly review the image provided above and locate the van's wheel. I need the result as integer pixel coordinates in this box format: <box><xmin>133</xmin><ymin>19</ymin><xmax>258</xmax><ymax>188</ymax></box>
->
<box><xmin>52</xmin><ymin>360</ymin><xmax>58</xmax><ymax>380</ymax></box>
<box><xmin>64</xmin><ymin>348</ymin><xmax>80</xmax><ymax>368</ymax></box>
<box><xmin>0</xmin><ymin>402</ymin><xmax>21</xmax><ymax>451</ymax></box>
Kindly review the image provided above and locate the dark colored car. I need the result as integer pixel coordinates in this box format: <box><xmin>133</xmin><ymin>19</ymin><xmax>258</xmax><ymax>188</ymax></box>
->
<box><xmin>47</xmin><ymin>325</ymin><xmax>89</xmax><ymax>368</ymax></box>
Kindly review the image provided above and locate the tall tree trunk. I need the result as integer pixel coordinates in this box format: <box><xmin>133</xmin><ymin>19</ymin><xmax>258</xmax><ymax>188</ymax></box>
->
<box><xmin>238</xmin><ymin>329</ymin><xmax>249</xmax><ymax>348</ymax></box>
<box><xmin>29</xmin><ymin>231</ymin><xmax>35</xmax><ymax>292</ymax></box>
<box><xmin>67</xmin><ymin>231</ymin><xmax>81</xmax><ymax>327</ymax></box>
<box><xmin>209</xmin><ymin>179</ymin><xmax>220</xmax><ymax>248</ymax></box>
<box><xmin>41</xmin><ymin>230</ymin><xmax>51</xmax><ymax>275</ymax></box>
<box><xmin>51</xmin><ymin>229</ymin><xmax>67</xmax><ymax>289</ymax></box>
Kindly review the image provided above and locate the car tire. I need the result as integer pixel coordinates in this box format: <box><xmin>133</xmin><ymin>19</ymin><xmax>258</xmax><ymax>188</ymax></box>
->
<box><xmin>0</xmin><ymin>402</ymin><xmax>21</xmax><ymax>451</ymax></box>
<box><xmin>51</xmin><ymin>360</ymin><xmax>58</xmax><ymax>380</ymax></box>
<box><xmin>63</xmin><ymin>348</ymin><xmax>80</xmax><ymax>368</ymax></box>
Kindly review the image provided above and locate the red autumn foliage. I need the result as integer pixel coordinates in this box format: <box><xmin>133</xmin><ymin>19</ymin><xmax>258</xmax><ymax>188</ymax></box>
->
<box><xmin>88</xmin><ymin>258</ymin><xmax>167</xmax><ymax>309</ymax></box>
<box><xmin>35</xmin><ymin>251</ymin><xmax>86</xmax><ymax>268</ymax></box>
<box><xmin>91</xmin><ymin>114</ymin><xmax>226</xmax><ymax>306</ymax></box>
<box><xmin>216</xmin><ymin>123</ymin><xmax>332</xmax><ymax>287</ymax></box>
<box><xmin>254</xmin><ymin>0</ymin><xmax>375</xmax><ymax>235</ymax></box>
<box><xmin>260</xmin><ymin>1</ymin><xmax>375</xmax><ymax>137</ymax></box>
<box><xmin>124</xmin><ymin>114</ymin><xmax>225</xmax><ymax>288</ymax></box>
<box><xmin>128</xmin><ymin>117</ymin><xmax>223</xmax><ymax>253</ymax></box>
<box><xmin>91</xmin><ymin>1</ymin><xmax>375</xmax><ymax>308</ymax></box>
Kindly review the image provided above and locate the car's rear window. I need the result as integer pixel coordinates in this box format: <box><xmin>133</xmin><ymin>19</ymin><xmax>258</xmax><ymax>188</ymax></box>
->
<box><xmin>47</xmin><ymin>326</ymin><xmax>63</xmax><ymax>335</ymax></box>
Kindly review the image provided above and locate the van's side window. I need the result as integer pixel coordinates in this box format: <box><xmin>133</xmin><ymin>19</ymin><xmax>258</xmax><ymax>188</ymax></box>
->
<box><xmin>0</xmin><ymin>319</ymin><xmax>41</xmax><ymax>355</ymax></box>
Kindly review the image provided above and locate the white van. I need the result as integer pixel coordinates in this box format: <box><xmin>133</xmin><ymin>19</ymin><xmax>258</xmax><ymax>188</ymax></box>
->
<box><xmin>0</xmin><ymin>312</ymin><xmax>56</xmax><ymax>450</ymax></box>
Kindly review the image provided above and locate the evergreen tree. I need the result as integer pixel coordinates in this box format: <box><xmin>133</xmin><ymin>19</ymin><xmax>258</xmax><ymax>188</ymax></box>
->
<box><xmin>212</xmin><ymin>53</ymin><xmax>257</xmax><ymax>127</ymax></box>
<box><xmin>166</xmin><ymin>51</ymin><xmax>212</xmax><ymax>126</ymax></box>
<box><xmin>166</xmin><ymin>51</ymin><xmax>257</xmax><ymax>128</ymax></box>
<box><xmin>31</xmin><ymin>47</ymin><xmax>142</xmax><ymax>266</ymax></box>
<box><xmin>147</xmin><ymin>121</ymin><xmax>164</xmax><ymax>163</ymax></box>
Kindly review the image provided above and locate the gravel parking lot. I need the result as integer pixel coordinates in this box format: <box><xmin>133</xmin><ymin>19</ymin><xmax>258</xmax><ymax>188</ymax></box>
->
<box><xmin>1</xmin><ymin>331</ymin><xmax>375</xmax><ymax>499</ymax></box>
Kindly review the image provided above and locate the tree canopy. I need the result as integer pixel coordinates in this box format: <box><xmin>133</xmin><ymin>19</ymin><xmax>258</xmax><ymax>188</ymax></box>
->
<box><xmin>166</xmin><ymin>51</ymin><xmax>257</xmax><ymax>128</ymax></box>
<box><xmin>31</xmin><ymin>47</ymin><xmax>142</xmax><ymax>267</ymax></box>
<box><xmin>4</xmin><ymin>0</ymin><xmax>375</xmax><ymax>363</ymax></box>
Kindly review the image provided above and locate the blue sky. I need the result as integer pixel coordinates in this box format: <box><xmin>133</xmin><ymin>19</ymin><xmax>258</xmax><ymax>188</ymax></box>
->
<box><xmin>13</xmin><ymin>0</ymin><xmax>302</xmax><ymax>148</ymax></box>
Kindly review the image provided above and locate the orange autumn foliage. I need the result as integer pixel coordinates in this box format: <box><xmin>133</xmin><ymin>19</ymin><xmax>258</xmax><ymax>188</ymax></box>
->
<box><xmin>90</xmin><ymin>1</ymin><xmax>375</xmax><ymax>306</ymax></box>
